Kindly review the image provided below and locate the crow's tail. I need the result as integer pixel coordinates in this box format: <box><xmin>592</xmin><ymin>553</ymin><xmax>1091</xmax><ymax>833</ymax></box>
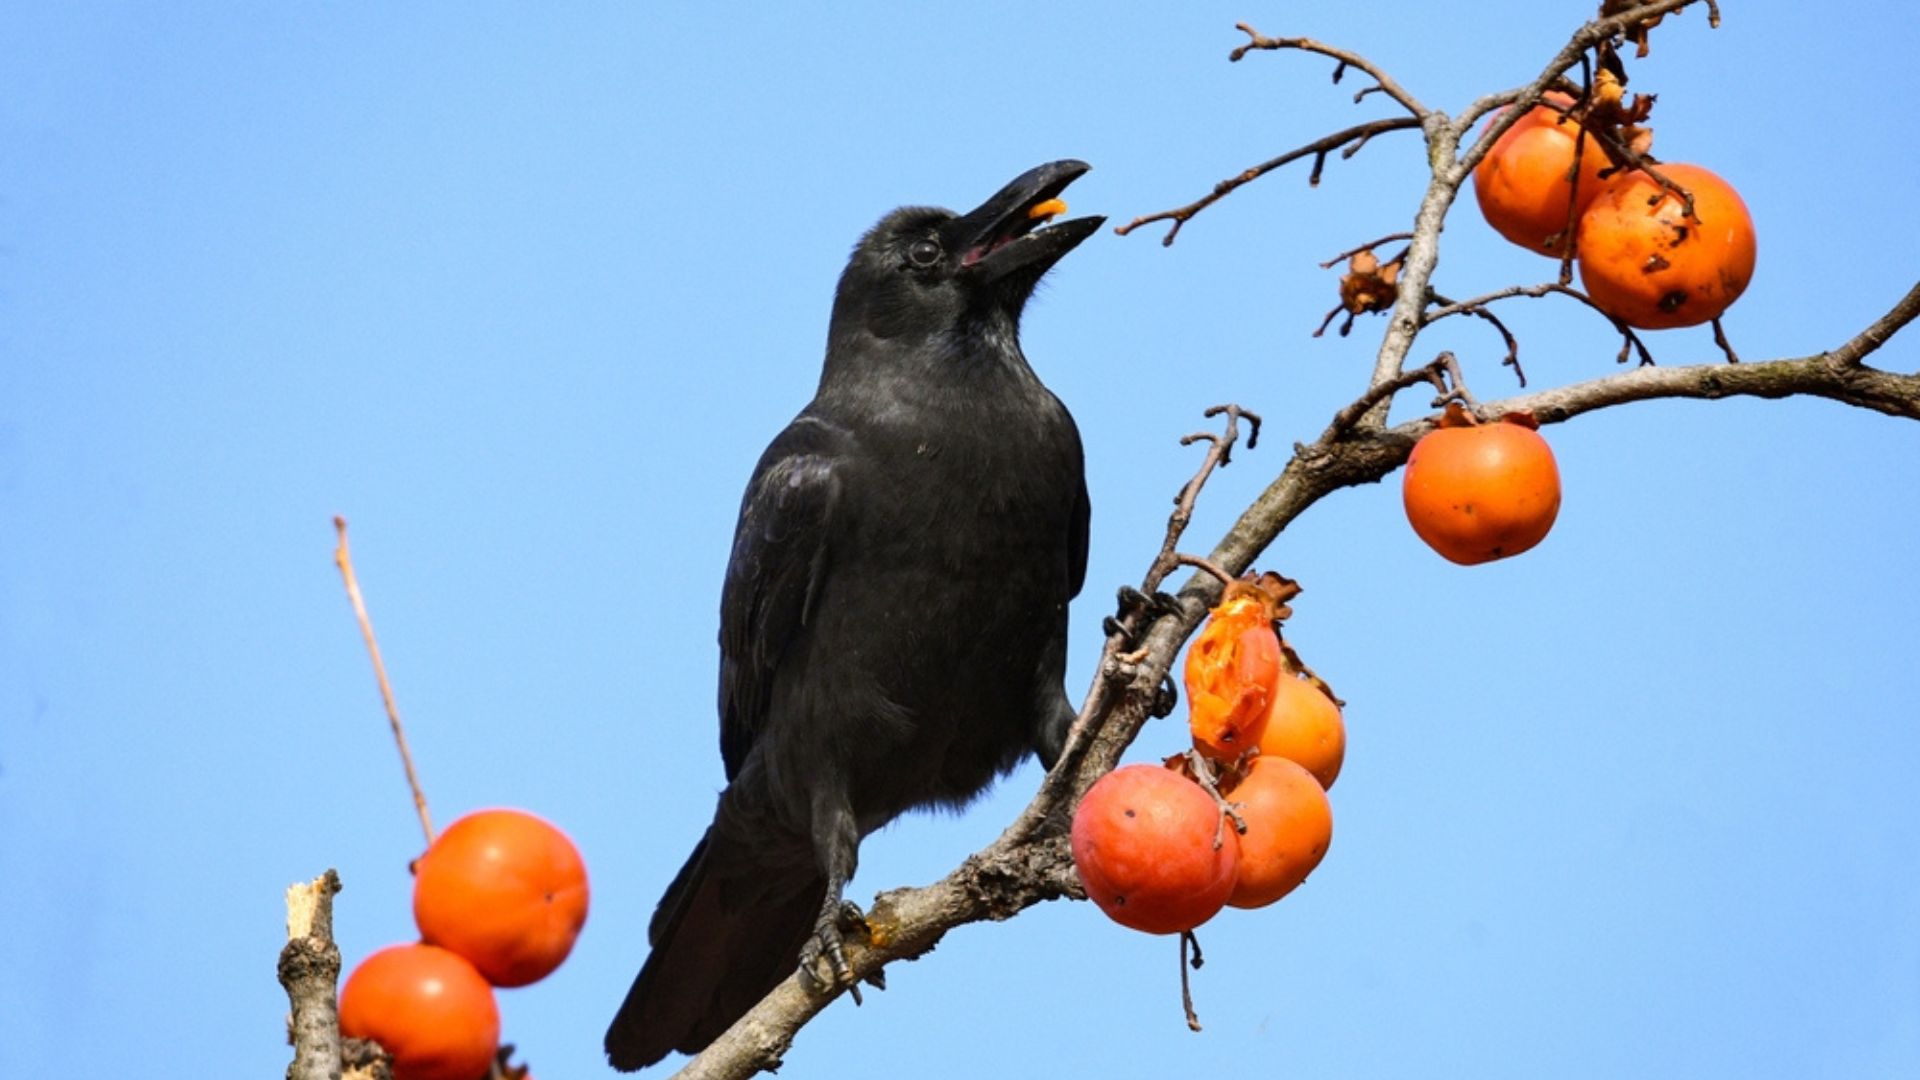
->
<box><xmin>605</xmin><ymin>825</ymin><xmax>824</xmax><ymax>1071</ymax></box>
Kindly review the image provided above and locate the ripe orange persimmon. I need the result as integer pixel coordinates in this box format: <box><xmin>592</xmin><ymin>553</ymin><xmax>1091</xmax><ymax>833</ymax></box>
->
<box><xmin>1185</xmin><ymin>594</ymin><xmax>1282</xmax><ymax>762</ymax></box>
<box><xmin>1472</xmin><ymin>92</ymin><xmax>1609</xmax><ymax>255</ymax></box>
<box><xmin>1576</xmin><ymin>162</ymin><xmax>1756</xmax><ymax>329</ymax></box>
<box><xmin>339</xmin><ymin>943</ymin><xmax>500</xmax><ymax>1080</ymax></box>
<box><xmin>1256</xmin><ymin>672</ymin><xmax>1346</xmax><ymax>790</ymax></box>
<box><xmin>1402</xmin><ymin>407</ymin><xmax>1561</xmax><ymax>565</ymax></box>
<box><xmin>1071</xmin><ymin>764</ymin><xmax>1240</xmax><ymax>934</ymax></box>
<box><xmin>1225</xmin><ymin>756</ymin><xmax>1333</xmax><ymax>909</ymax></box>
<box><xmin>413</xmin><ymin>808</ymin><xmax>590</xmax><ymax>987</ymax></box>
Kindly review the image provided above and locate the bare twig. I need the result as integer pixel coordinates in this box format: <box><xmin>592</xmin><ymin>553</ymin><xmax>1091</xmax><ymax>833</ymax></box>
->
<box><xmin>1426</xmin><ymin>283</ymin><xmax>1655</xmax><ymax>368</ymax></box>
<box><xmin>1142</xmin><ymin>405</ymin><xmax>1261</xmax><ymax>594</ymax></box>
<box><xmin>1320</xmin><ymin>233</ymin><xmax>1415</xmax><ymax>269</ymax></box>
<box><xmin>1115</xmin><ymin>117</ymin><xmax>1421</xmax><ymax>246</ymax></box>
<box><xmin>333</xmin><ymin>517</ymin><xmax>434</xmax><ymax>847</ymax></box>
<box><xmin>1230</xmin><ymin>23</ymin><xmax>1427</xmax><ymax>117</ymax></box>
<box><xmin>1326</xmin><ymin>352</ymin><xmax>1468</xmax><ymax>437</ymax></box>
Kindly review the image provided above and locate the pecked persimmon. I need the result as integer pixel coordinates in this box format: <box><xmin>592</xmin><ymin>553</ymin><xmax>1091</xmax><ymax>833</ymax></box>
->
<box><xmin>1255</xmin><ymin>671</ymin><xmax>1346</xmax><ymax>790</ymax></box>
<box><xmin>1472</xmin><ymin>92</ymin><xmax>1610</xmax><ymax>255</ymax></box>
<box><xmin>1071</xmin><ymin>764</ymin><xmax>1240</xmax><ymax>934</ymax></box>
<box><xmin>1185</xmin><ymin>593</ymin><xmax>1282</xmax><ymax>762</ymax></box>
<box><xmin>1576</xmin><ymin>162</ymin><xmax>1755</xmax><ymax>329</ymax></box>
<box><xmin>1225</xmin><ymin>756</ymin><xmax>1334</xmax><ymax>909</ymax></box>
<box><xmin>338</xmin><ymin>942</ymin><xmax>500</xmax><ymax>1080</ymax></box>
<box><xmin>1402</xmin><ymin>407</ymin><xmax>1561</xmax><ymax>566</ymax></box>
<box><xmin>413</xmin><ymin>808</ymin><xmax>590</xmax><ymax>987</ymax></box>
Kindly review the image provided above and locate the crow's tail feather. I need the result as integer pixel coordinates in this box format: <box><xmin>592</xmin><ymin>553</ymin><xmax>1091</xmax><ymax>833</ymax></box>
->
<box><xmin>605</xmin><ymin>827</ymin><xmax>824</xmax><ymax>1071</ymax></box>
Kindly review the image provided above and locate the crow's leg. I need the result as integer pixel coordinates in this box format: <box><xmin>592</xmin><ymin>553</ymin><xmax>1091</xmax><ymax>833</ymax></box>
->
<box><xmin>797</xmin><ymin>792</ymin><xmax>866</xmax><ymax>998</ymax></box>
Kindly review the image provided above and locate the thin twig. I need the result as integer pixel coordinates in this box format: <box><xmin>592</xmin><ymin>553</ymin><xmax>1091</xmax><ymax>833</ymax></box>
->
<box><xmin>1230</xmin><ymin>23</ymin><xmax>1427</xmax><ymax>117</ymax></box>
<box><xmin>1140</xmin><ymin>405</ymin><xmax>1261</xmax><ymax>598</ymax></box>
<box><xmin>1425</xmin><ymin>282</ymin><xmax>1654</xmax><ymax>367</ymax></box>
<box><xmin>332</xmin><ymin>516</ymin><xmax>434</xmax><ymax>847</ymax></box>
<box><xmin>1326</xmin><ymin>352</ymin><xmax>1467</xmax><ymax>437</ymax></box>
<box><xmin>1427</xmin><ymin>291</ymin><xmax>1530</xmax><ymax>387</ymax></box>
<box><xmin>1711</xmin><ymin>316</ymin><xmax>1741</xmax><ymax>363</ymax></box>
<box><xmin>1115</xmin><ymin>117</ymin><xmax>1421</xmax><ymax>246</ymax></box>
<box><xmin>1320</xmin><ymin>233</ymin><xmax>1415</xmax><ymax>269</ymax></box>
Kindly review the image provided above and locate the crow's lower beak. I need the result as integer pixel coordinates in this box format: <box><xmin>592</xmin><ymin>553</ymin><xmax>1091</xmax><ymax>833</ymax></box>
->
<box><xmin>950</xmin><ymin>160</ymin><xmax>1104</xmax><ymax>284</ymax></box>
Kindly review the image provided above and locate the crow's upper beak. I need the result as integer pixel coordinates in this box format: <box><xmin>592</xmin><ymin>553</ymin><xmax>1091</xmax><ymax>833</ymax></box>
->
<box><xmin>949</xmin><ymin>160</ymin><xmax>1104</xmax><ymax>284</ymax></box>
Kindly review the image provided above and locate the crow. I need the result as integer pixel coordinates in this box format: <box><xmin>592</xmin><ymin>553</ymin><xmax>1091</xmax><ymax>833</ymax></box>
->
<box><xmin>605</xmin><ymin>160</ymin><xmax>1103</xmax><ymax>1071</ymax></box>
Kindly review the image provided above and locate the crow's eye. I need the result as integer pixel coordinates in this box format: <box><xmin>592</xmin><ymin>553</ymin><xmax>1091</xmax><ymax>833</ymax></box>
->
<box><xmin>907</xmin><ymin>238</ymin><xmax>941</xmax><ymax>267</ymax></box>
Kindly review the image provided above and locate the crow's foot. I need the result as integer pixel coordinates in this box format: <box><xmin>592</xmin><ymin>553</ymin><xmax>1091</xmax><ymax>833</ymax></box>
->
<box><xmin>798</xmin><ymin>900</ymin><xmax>870</xmax><ymax>1002</ymax></box>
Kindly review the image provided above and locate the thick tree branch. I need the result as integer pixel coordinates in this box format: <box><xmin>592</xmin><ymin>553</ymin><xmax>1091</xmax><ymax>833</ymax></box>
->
<box><xmin>280</xmin><ymin>870</ymin><xmax>345</xmax><ymax>1080</ymax></box>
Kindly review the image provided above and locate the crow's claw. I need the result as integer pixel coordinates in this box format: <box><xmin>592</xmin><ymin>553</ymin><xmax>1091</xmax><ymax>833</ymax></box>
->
<box><xmin>1109</xmin><ymin>586</ymin><xmax>1185</xmax><ymax>649</ymax></box>
<box><xmin>797</xmin><ymin>900</ymin><xmax>870</xmax><ymax>1000</ymax></box>
<box><xmin>1151</xmin><ymin>672</ymin><xmax>1180</xmax><ymax>718</ymax></box>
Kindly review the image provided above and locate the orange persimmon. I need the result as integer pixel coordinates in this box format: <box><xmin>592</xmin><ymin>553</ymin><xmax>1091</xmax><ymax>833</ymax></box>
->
<box><xmin>413</xmin><ymin>808</ymin><xmax>590</xmax><ymax>988</ymax></box>
<box><xmin>1185</xmin><ymin>594</ymin><xmax>1282</xmax><ymax>762</ymax></box>
<box><xmin>1071</xmin><ymin>764</ymin><xmax>1240</xmax><ymax>934</ymax></box>
<box><xmin>1576</xmin><ymin>162</ymin><xmax>1756</xmax><ymax>329</ymax></box>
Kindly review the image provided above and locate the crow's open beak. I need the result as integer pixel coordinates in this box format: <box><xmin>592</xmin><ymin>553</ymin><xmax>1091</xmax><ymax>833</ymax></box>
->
<box><xmin>949</xmin><ymin>160</ymin><xmax>1104</xmax><ymax>284</ymax></box>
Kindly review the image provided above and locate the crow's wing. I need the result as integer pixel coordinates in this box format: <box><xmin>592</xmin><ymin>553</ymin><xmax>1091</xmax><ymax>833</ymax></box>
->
<box><xmin>1064</xmin><ymin>416</ymin><xmax>1090</xmax><ymax>601</ymax></box>
<box><xmin>716</xmin><ymin>414</ymin><xmax>847</xmax><ymax>780</ymax></box>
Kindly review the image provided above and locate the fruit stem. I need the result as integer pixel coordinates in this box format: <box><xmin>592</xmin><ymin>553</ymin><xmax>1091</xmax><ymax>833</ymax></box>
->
<box><xmin>1180</xmin><ymin>930</ymin><xmax>1205</xmax><ymax>1032</ymax></box>
<box><xmin>332</xmin><ymin>516</ymin><xmax>435</xmax><ymax>847</ymax></box>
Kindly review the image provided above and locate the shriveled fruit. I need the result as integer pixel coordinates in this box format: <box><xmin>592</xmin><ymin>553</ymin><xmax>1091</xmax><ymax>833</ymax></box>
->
<box><xmin>1226</xmin><ymin>756</ymin><xmax>1333</xmax><ymax>909</ymax></box>
<box><xmin>413</xmin><ymin>808</ymin><xmax>590</xmax><ymax>987</ymax></box>
<box><xmin>1576</xmin><ymin>162</ymin><xmax>1756</xmax><ymax>329</ymax></box>
<box><xmin>1472</xmin><ymin>92</ymin><xmax>1610</xmax><ymax>255</ymax></box>
<box><xmin>1402</xmin><ymin>407</ymin><xmax>1561</xmax><ymax>565</ymax></box>
<box><xmin>1256</xmin><ymin>672</ymin><xmax>1346</xmax><ymax>789</ymax></box>
<box><xmin>338</xmin><ymin>942</ymin><xmax>500</xmax><ymax>1080</ymax></box>
<box><xmin>1071</xmin><ymin>764</ymin><xmax>1240</xmax><ymax>934</ymax></box>
<box><xmin>1185</xmin><ymin>594</ymin><xmax>1282</xmax><ymax>762</ymax></box>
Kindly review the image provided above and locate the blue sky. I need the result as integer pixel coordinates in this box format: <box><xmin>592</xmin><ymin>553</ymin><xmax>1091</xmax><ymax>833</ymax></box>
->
<box><xmin>4</xmin><ymin>4</ymin><xmax>1918</xmax><ymax>1077</ymax></box>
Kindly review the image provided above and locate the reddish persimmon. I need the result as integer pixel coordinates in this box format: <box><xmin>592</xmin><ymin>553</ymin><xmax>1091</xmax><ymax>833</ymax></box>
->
<box><xmin>1256</xmin><ymin>672</ymin><xmax>1346</xmax><ymax>790</ymax></box>
<box><xmin>1472</xmin><ymin>92</ymin><xmax>1610</xmax><ymax>255</ymax></box>
<box><xmin>413</xmin><ymin>808</ymin><xmax>590</xmax><ymax>988</ymax></box>
<box><xmin>1071</xmin><ymin>764</ymin><xmax>1240</xmax><ymax>934</ymax></box>
<box><xmin>1185</xmin><ymin>594</ymin><xmax>1282</xmax><ymax>762</ymax></box>
<box><xmin>338</xmin><ymin>943</ymin><xmax>500</xmax><ymax>1080</ymax></box>
<box><xmin>1402</xmin><ymin>407</ymin><xmax>1561</xmax><ymax>565</ymax></box>
<box><xmin>1225</xmin><ymin>756</ymin><xmax>1333</xmax><ymax>909</ymax></box>
<box><xmin>1576</xmin><ymin>162</ymin><xmax>1756</xmax><ymax>329</ymax></box>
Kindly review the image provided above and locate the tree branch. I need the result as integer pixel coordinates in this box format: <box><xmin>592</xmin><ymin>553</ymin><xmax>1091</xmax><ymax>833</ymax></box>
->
<box><xmin>280</xmin><ymin>870</ymin><xmax>345</xmax><ymax>1080</ymax></box>
<box><xmin>667</xmin><ymin>266</ymin><xmax>1920</xmax><ymax>1080</ymax></box>
<box><xmin>1114</xmin><ymin>117</ymin><xmax>1421</xmax><ymax>246</ymax></box>
<box><xmin>658</xmin><ymin>5</ymin><xmax>1915</xmax><ymax>1073</ymax></box>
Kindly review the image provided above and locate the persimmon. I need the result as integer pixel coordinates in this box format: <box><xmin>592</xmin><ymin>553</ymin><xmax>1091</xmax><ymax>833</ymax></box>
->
<box><xmin>1402</xmin><ymin>406</ymin><xmax>1561</xmax><ymax>565</ymax></box>
<box><xmin>338</xmin><ymin>942</ymin><xmax>500</xmax><ymax>1080</ymax></box>
<box><xmin>1185</xmin><ymin>593</ymin><xmax>1282</xmax><ymax>762</ymax></box>
<box><xmin>1472</xmin><ymin>92</ymin><xmax>1610</xmax><ymax>255</ymax></box>
<box><xmin>1225</xmin><ymin>756</ymin><xmax>1334</xmax><ymax>909</ymax></box>
<box><xmin>1071</xmin><ymin>764</ymin><xmax>1240</xmax><ymax>934</ymax></box>
<box><xmin>1576</xmin><ymin>162</ymin><xmax>1756</xmax><ymax>329</ymax></box>
<box><xmin>413</xmin><ymin>808</ymin><xmax>590</xmax><ymax>987</ymax></box>
<box><xmin>1256</xmin><ymin>671</ymin><xmax>1346</xmax><ymax>790</ymax></box>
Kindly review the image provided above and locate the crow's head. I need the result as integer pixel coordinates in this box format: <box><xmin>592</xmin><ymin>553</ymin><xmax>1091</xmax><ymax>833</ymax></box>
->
<box><xmin>828</xmin><ymin>160</ymin><xmax>1103</xmax><ymax>348</ymax></box>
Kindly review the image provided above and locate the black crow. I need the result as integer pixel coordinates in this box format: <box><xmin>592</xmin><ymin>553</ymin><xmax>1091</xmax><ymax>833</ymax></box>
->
<box><xmin>606</xmin><ymin>160</ymin><xmax>1102</xmax><ymax>1070</ymax></box>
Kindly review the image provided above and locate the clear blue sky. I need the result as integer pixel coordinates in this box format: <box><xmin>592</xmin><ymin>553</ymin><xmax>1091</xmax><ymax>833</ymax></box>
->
<box><xmin>4</xmin><ymin>4</ymin><xmax>1918</xmax><ymax>1077</ymax></box>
